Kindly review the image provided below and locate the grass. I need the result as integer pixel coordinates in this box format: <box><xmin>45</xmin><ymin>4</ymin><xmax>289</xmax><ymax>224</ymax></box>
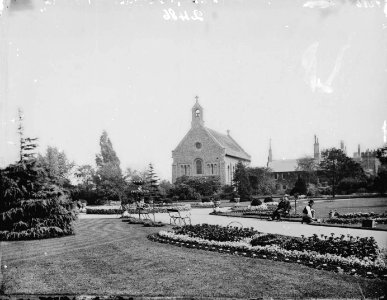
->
<box><xmin>1</xmin><ymin>218</ymin><xmax>386</xmax><ymax>298</ymax></box>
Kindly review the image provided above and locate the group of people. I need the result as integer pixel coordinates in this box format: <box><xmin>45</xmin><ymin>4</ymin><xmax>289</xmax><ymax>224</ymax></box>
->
<box><xmin>270</xmin><ymin>195</ymin><xmax>316</xmax><ymax>224</ymax></box>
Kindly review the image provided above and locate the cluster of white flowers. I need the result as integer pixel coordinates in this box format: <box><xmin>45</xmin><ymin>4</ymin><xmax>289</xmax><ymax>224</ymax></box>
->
<box><xmin>157</xmin><ymin>230</ymin><xmax>387</xmax><ymax>274</ymax></box>
<box><xmin>230</xmin><ymin>203</ymin><xmax>278</xmax><ymax>213</ymax></box>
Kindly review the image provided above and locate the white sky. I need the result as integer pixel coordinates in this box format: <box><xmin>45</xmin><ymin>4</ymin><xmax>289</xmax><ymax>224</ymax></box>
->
<box><xmin>1</xmin><ymin>0</ymin><xmax>386</xmax><ymax>181</ymax></box>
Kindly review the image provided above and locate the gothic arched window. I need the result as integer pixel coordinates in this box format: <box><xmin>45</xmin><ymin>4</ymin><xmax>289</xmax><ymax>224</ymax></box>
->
<box><xmin>196</xmin><ymin>159</ymin><xmax>203</xmax><ymax>174</ymax></box>
<box><xmin>195</xmin><ymin>109</ymin><xmax>200</xmax><ymax>117</ymax></box>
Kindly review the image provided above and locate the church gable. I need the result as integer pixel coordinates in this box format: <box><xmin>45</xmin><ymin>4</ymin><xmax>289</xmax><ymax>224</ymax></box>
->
<box><xmin>173</xmin><ymin>126</ymin><xmax>224</xmax><ymax>160</ymax></box>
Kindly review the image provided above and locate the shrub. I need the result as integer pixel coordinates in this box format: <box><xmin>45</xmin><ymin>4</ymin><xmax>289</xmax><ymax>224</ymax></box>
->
<box><xmin>263</xmin><ymin>197</ymin><xmax>273</xmax><ymax>203</ymax></box>
<box><xmin>173</xmin><ymin>176</ymin><xmax>221</xmax><ymax>198</ymax></box>
<box><xmin>306</xmin><ymin>184</ymin><xmax>320</xmax><ymax>197</ymax></box>
<box><xmin>0</xmin><ymin>197</ymin><xmax>77</xmax><ymax>241</ymax></box>
<box><xmin>291</xmin><ymin>178</ymin><xmax>307</xmax><ymax>195</ymax></box>
<box><xmin>338</xmin><ymin>177</ymin><xmax>367</xmax><ymax>194</ymax></box>
<box><xmin>250</xmin><ymin>198</ymin><xmax>262</xmax><ymax>206</ymax></box>
<box><xmin>201</xmin><ymin>196</ymin><xmax>213</xmax><ymax>203</ymax></box>
<box><xmin>174</xmin><ymin>223</ymin><xmax>259</xmax><ymax>242</ymax></box>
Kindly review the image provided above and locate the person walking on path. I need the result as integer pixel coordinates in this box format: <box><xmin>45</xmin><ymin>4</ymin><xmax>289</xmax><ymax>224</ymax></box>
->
<box><xmin>302</xmin><ymin>199</ymin><xmax>315</xmax><ymax>224</ymax></box>
<box><xmin>271</xmin><ymin>195</ymin><xmax>291</xmax><ymax>221</ymax></box>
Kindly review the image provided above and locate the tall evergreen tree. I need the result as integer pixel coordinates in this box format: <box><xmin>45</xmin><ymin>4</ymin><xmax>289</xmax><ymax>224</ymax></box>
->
<box><xmin>0</xmin><ymin>109</ymin><xmax>77</xmax><ymax>241</ymax></box>
<box><xmin>94</xmin><ymin>131</ymin><xmax>124</xmax><ymax>201</ymax></box>
<box><xmin>145</xmin><ymin>163</ymin><xmax>160</xmax><ymax>201</ymax></box>
<box><xmin>232</xmin><ymin>161</ymin><xmax>251</xmax><ymax>201</ymax></box>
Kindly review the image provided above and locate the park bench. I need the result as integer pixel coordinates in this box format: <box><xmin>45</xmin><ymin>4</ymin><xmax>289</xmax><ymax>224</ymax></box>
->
<box><xmin>167</xmin><ymin>209</ymin><xmax>191</xmax><ymax>226</ymax></box>
<box><xmin>137</xmin><ymin>208</ymin><xmax>151</xmax><ymax>220</ymax></box>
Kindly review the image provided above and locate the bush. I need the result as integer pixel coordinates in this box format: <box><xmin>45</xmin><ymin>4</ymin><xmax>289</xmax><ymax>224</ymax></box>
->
<box><xmin>173</xmin><ymin>176</ymin><xmax>221</xmax><ymax>198</ymax></box>
<box><xmin>174</xmin><ymin>223</ymin><xmax>259</xmax><ymax>242</ymax></box>
<box><xmin>0</xmin><ymin>197</ymin><xmax>77</xmax><ymax>241</ymax></box>
<box><xmin>263</xmin><ymin>197</ymin><xmax>273</xmax><ymax>203</ymax></box>
<box><xmin>250</xmin><ymin>198</ymin><xmax>262</xmax><ymax>206</ymax></box>
<box><xmin>337</xmin><ymin>177</ymin><xmax>367</xmax><ymax>194</ymax></box>
<box><xmin>291</xmin><ymin>178</ymin><xmax>307</xmax><ymax>195</ymax></box>
<box><xmin>306</xmin><ymin>183</ymin><xmax>319</xmax><ymax>197</ymax></box>
<box><xmin>201</xmin><ymin>196</ymin><xmax>213</xmax><ymax>203</ymax></box>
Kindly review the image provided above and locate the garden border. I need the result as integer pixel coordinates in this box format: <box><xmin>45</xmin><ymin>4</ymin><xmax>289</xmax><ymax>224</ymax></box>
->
<box><xmin>148</xmin><ymin>232</ymin><xmax>387</xmax><ymax>280</ymax></box>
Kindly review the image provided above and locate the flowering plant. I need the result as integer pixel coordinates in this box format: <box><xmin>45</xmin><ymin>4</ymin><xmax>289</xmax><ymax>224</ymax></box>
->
<box><xmin>173</xmin><ymin>223</ymin><xmax>259</xmax><ymax>242</ymax></box>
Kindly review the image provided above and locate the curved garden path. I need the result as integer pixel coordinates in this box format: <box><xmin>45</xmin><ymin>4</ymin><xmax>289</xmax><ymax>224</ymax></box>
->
<box><xmin>82</xmin><ymin>208</ymin><xmax>387</xmax><ymax>248</ymax></box>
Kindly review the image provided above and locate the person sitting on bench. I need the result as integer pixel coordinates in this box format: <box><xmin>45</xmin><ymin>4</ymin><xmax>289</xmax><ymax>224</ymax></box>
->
<box><xmin>302</xmin><ymin>200</ymin><xmax>315</xmax><ymax>224</ymax></box>
<box><xmin>271</xmin><ymin>195</ymin><xmax>291</xmax><ymax>220</ymax></box>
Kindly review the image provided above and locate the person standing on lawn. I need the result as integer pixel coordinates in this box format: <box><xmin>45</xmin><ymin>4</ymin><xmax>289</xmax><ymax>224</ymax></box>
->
<box><xmin>302</xmin><ymin>199</ymin><xmax>315</xmax><ymax>224</ymax></box>
<box><xmin>271</xmin><ymin>195</ymin><xmax>291</xmax><ymax>220</ymax></box>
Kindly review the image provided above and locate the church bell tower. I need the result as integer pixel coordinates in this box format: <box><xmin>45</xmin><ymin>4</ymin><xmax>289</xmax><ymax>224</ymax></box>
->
<box><xmin>191</xmin><ymin>96</ymin><xmax>204</xmax><ymax>128</ymax></box>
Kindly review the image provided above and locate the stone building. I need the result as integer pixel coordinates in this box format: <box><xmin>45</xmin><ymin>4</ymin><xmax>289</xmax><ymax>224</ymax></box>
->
<box><xmin>267</xmin><ymin>136</ymin><xmax>320</xmax><ymax>193</ymax></box>
<box><xmin>172</xmin><ymin>98</ymin><xmax>251</xmax><ymax>185</ymax></box>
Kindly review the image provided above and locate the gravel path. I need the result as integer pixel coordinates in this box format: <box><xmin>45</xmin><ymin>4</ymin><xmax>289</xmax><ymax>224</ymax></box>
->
<box><xmin>80</xmin><ymin>208</ymin><xmax>387</xmax><ymax>248</ymax></box>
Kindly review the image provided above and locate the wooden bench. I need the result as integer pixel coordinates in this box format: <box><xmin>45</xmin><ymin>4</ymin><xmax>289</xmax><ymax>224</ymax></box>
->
<box><xmin>137</xmin><ymin>208</ymin><xmax>151</xmax><ymax>220</ymax></box>
<box><xmin>167</xmin><ymin>209</ymin><xmax>191</xmax><ymax>226</ymax></box>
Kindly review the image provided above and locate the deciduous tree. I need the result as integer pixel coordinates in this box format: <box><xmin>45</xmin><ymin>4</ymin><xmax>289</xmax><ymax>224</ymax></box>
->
<box><xmin>319</xmin><ymin>148</ymin><xmax>365</xmax><ymax>198</ymax></box>
<box><xmin>233</xmin><ymin>161</ymin><xmax>251</xmax><ymax>201</ymax></box>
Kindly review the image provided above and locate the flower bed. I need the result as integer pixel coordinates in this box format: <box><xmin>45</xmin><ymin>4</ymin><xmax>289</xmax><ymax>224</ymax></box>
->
<box><xmin>251</xmin><ymin>233</ymin><xmax>379</xmax><ymax>260</ymax></box>
<box><xmin>230</xmin><ymin>203</ymin><xmax>278</xmax><ymax>213</ymax></box>
<box><xmin>334</xmin><ymin>212</ymin><xmax>387</xmax><ymax>219</ymax></box>
<box><xmin>148</xmin><ymin>224</ymin><xmax>387</xmax><ymax>280</ymax></box>
<box><xmin>173</xmin><ymin>224</ymin><xmax>259</xmax><ymax>242</ymax></box>
<box><xmin>325</xmin><ymin>217</ymin><xmax>387</xmax><ymax>225</ymax></box>
<box><xmin>86</xmin><ymin>208</ymin><xmax>123</xmax><ymax>214</ymax></box>
<box><xmin>243</xmin><ymin>211</ymin><xmax>302</xmax><ymax>219</ymax></box>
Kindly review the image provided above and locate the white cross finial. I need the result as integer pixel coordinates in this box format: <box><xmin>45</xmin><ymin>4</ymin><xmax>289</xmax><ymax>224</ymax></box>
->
<box><xmin>382</xmin><ymin>120</ymin><xmax>387</xmax><ymax>143</ymax></box>
<box><xmin>195</xmin><ymin>95</ymin><xmax>199</xmax><ymax>103</ymax></box>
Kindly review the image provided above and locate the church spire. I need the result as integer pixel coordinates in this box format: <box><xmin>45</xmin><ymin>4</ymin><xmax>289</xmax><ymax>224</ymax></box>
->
<box><xmin>268</xmin><ymin>138</ymin><xmax>273</xmax><ymax>164</ymax></box>
<box><xmin>314</xmin><ymin>135</ymin><xmax>320</xmax><ymax>162</ymax></box>
<box><xmin>191</xmin><ymin>96</ymin><xmax>204</xmax><ymax>128</ymax></box>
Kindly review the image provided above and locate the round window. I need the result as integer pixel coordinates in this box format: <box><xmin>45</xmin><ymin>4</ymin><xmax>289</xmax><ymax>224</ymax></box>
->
<box><xmin>195</xmin><ymin>142</ymin><xmax>202</xmax><ymax>149</ymax></box>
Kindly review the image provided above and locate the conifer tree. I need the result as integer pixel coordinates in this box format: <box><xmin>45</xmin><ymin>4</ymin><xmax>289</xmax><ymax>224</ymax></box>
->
<box><xmin>145</xmin><ymin>163</ymin><xmax>160</xmax><ymax>201</ymax></box>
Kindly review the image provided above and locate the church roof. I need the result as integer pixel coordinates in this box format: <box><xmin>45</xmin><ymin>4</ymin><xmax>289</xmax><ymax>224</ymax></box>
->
<box><xmin>205</xmin><ymin>127</ymin><xmax>251</xmax><ymax>161</ymax></box>
<box><xmin>267</xmin><ymin>159</ymin><xmax>298</xmax><ymax>172</ymax></box>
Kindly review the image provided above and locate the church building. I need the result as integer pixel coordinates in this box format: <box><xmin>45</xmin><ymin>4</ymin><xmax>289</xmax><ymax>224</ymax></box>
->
<box><xmin>172</xmin><ymin>98</ymin><xmax>251</xmax><ymax>185</ymax></box>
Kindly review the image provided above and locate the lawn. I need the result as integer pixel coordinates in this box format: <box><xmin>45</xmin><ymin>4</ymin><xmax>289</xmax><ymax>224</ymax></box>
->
<box><xmin>1</xmin><ymin>218</ymin><xmax>386</xmax><ymax>298</ymax></box>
